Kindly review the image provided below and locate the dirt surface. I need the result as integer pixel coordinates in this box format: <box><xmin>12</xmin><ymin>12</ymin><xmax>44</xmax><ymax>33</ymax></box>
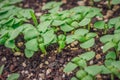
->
<box><xmin>0</xmin><ymin>0</ymin><xmax>120</xmax><ymax>80</ymax></box>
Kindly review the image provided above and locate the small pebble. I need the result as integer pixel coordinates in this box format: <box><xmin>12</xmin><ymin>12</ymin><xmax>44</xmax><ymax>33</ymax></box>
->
<box><xmin>22</xmin><ymin>62</ymin><xmax>27</xmax><ymax>67</ymax></box>
<box><xmin>46</xmin><ymin>69</ymin><xmax>52</xmax><ymax>75</ymax></box>
<box><xmin>14</xmin><ymin>52</ymin><xmax>22</xmax><ymax>56</ymax></box>
<box><xmin>96</xmin><ymin>54</ymin><xmax>101</xmax><ymax>59</ymax></box>
<box><xmin>89</xmin><ymin>60</ymin><xmax>94</xmax><ymax>65</ymax></box>
<box><xmin>1</xmin><ymin>57</ymin><xmax>6</xmax><ymax>61</ymax></box>
<box><xmin>45</xmin><ymin>61</ymin><xmax>49</xmax><ymax>65</ymax></box>
<box><xmin>17</xmin><ymin>42</ymin><xmax>23</xmax><ymax>47</ymax></box>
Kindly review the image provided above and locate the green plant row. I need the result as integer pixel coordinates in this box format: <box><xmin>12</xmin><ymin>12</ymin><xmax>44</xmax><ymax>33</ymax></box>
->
<box><xmin>64</xmin><ymin>51</ymin><xmax>120</xmax><ymax>80</ymax></box>
<box><xmin>0</xmin><ymin>1</ymin><xmax>120</xmax><ymax>59</ymax></box>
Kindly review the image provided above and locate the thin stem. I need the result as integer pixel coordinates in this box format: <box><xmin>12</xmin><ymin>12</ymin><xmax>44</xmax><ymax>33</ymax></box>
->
<box><xmin>88</xmin><ymin>23</ymin><xmax>91</xmax><ymax>31</ymax></box>
<box><xmin>90</xmin><ymin>0</ymin><xmax>94</xmax><ymax>6</ymax></box>
<box><xmin>108</xmin><ymin>0</ymin><xmax>111</xmax><ymax>9</ymax></box>
<box><xmin>111</xmin><ymin>74</ymin><xmax>114</xmax><ymax>80</ymax></box>
<box><xmin>30</xmin><ymin>11</ymin><xmax>38</xmax><ymax>27</ymax></box>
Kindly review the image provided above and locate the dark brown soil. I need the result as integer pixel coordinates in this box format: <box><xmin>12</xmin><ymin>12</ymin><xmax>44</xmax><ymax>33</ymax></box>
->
<box><xmin>0</xmin><ymin>0</ymin><xmax>120</xmax><ymax>80</ymax></box>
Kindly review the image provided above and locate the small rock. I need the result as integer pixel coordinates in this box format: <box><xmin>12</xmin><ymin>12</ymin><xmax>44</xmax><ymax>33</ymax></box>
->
<box><xmin>112</xmin><ymin>5</ymin><xmax>120</xmax><ymax>11</ymax></box>
<box><xmin>17</xmin><ymin>42</ymin><xmax>23</xmax><ymax>47</ymax></box>
<box><xmin>14</xmin><ymin>52</ymin><xmax>22</xmax><ymax>56</ymax></box>
<box><xmin>22</xmin><ymin>62</ymin><xmax>27</xmax><ymax>67</ymax></box>
<box><xmin>24</xmin><ymin>70</ymin><xmax>29</xmax><ymax>74</ymax></box>
<box><xmin>96</xmin><ymin>16</ymin><xmax>103</xmax><ymax>20</ymax></box>
<box><xmin>96</xmin><ymin>54</ymin><xmax>101</xmax><ymax>59</ymax></box>
<box><xmin>89</xmin><ymin>60</ymin><xmax>94</xmax><ymax>65</ymax></box>
<box><xmin>1</xmin><ymin>57</ymin><xmax>6</xmax><ymax>61</ymax></box>
<box><xmin>45</xmin><ymin>61</ymin><xmax>49</xmax><ymax>65</ymax></box>
<box><xmin>46</xmin><ymin>69</ymin><xmax>52</xmax><ymax>75</ymax></box>
<box><xmin>70</xmin><ymin>48</ymin><xmax>78</xmax><ymax>51</ymax></box>
<box><xmin>39</xmin><ymin>73</ymin><xmax>45</xmax><ymax>79</ymax></box>
<box><xmin>39</xmin><ymin>78</ymin><xmax>42</xmax><ymax>80</ymax></box>
<box><xmin>39</xmin><ymin>63</ymin><xmax>43</xmax><ymax>68</ymax></box>
<box><xmin>33</xmin><ymin>79</ymin><xmax>37</xmax><ymax>80</ymax></box>
<box><xmin>62</xmin><ymin>74</ymin><xmax>65</xmax><ymax>78</ymax></box>
<box><xmin>35</xmin><ymin>12</ymin><xmax>42</xmax><ymax>17</ymax></box>
<box><xmin>77</xmin><ymin>1</ymin><xmax>85</xmax><ymax>6</ymax></box>
<box><xmin>96</xmin><ymin>74</ymin><xmax>102</xmax><ymax>79</ymax></box>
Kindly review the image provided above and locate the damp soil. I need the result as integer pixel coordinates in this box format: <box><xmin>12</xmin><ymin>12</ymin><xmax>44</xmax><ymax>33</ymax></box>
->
<box><xmin>0</xmin><ymin>0</ymin><xmax>120</xmax><ymax>80</ymax></box>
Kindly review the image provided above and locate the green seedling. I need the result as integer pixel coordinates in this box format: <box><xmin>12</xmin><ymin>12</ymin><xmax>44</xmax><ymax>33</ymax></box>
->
<box><xmin>66</xmin><ymin>29</ymin><xmax>97</xmax><ymax>49</ymax></box>
<box><xmin>42</xmin><ymin>1</ymin><xmax>63</xmax><ymax>13</ymax></box>
<box><xmin>0</xmin><ymin>65</ymin><xmax>4</xmax><ymax>75</ymax></box>
<box><xmin>104</xmin><ymin>51</ymin><xmax>120</xmax><ymax>80</ymax></box>
<box><xmin>100</xmin><ymin>33</ymin><xmax>120</xmax><ymax>58</ymax></box>
<box><xmin>58</xmin><ymin>34</ymin><xmax>66</xmax><ymax>52</ymax></box>
<box><xmin>64</xmin><ymin>51</ymin><xmax>95</xmax><ymax>73</ymax></box>
<box><xmin>64</xmin><ymin>51</ymin><xmax>106</xmax><ymax>80</ymax></box>
<box><xmin>94</xmin><ymin>21</ymin><xmax>108</xmax><ymax>34</ymax></box>
<box><xmin>7</xmin><ymin>73</ymin><xmax>20</xmax><ymax>80</ymax></box>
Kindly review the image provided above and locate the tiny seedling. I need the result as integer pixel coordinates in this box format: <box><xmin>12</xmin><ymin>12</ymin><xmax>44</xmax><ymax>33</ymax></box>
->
<box><xmin>0</xmin><ymin>65</ymin><xmax>4</xmax><ymax>75</ymax></box>
<box><xmin>100</xmin><ymin>33</ymin><xmax>120</xmax><ymax>58</ymax></box>
<box><xmin>58</xmin><ymin>34</ymin><xmax>66</xmax><ymax>52</ymax></box>
<box><xmin>7</xmin><ymin>73</ymin><xmax>20</xmax><ymax>80</ymax></box>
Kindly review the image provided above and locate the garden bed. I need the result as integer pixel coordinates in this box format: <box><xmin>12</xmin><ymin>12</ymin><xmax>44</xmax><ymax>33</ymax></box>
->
<box><xmin>0</xmin><ymin>0</ymin><xmax>120</xmax><ymax>80</ymax></box>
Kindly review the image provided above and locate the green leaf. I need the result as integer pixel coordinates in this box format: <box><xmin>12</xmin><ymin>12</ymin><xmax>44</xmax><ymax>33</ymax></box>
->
<box><xmin>79</xmin><ymin>51</ymin><xmax>95</xmax><ymax>61</ymax></box>
<box><xmin>42</xmin><ymin>1</ymin><xmax>62</xmax><ymax>10</ymax></box>
<box><xmin>111</xmin><ymin>61</ymin><xmax>120</xmax><ymax>70</ymax></box>
<box><xmin>94</xmin><ymin>0</ymin><xmax>101</xmax><ymax>2</ymax></box>
<box><xmin>60</xmin><ymin>24</ymin><xmax>74</xmax><ymax>32</ymax></box>
<box><xmin>94</xmin><ymin>21</ymin><xmax>105</xmax><ymax>29</ymax></box>
<box><xmin>9</xmin><ymin>27</ymin><xmax>24</xmax><ymax>40</ymax></box>
<box><xmin>64</xmin><ymin>62</ymin><xmax>78</xmax><ymax>73</ymax></box>
<box><xmin>25</xmin><ymin>49</ymin><xmax>34</xmax><ymax>58</ymax></box>
<box><xmin>25</xmin><ymin>38</ymin><xmax>38</xmax><ymax>51</ymax></box>
<box><xmin>86</xmin><ymin>33</ymin><xmax>97</xmax><ymax>39</ymax></box>
<box><xmin>85</xmin><ymin>65</ymin><xmax>102</xmax><ymax>76</ymax></box>
<box><xmin>117</xmin><ymin>41</ymin><xmax>120</xmax><ymax>51</ymax></box>
<box><xmin>71</xmin><ymin>57</ymin><xmax>80</xmax><ymax>63</ymax></box>
<box><xmin>105</xmin><ymin>60</ymin><xmax>113</xmax><ymax>66</ymax></box>
<box><xmin>103</xmin><ymin>41</ymin><xmax>116</xmax><ymax>53</ymax></box>
<box><xmin>71</xmin><ymin>21</ymin><xmax>79</xmax><ymax>28</ymax></box>
<box><xmin>71</xmin><ymin>77</ymin><xmax>78</xmax><ymax>80</ymax></box>
<box><xmin>76</xmin><ymin>70</ymin><xmax>87</xmax><ymax>79</ymax></box>
<box><xmin>106</xmin><ymin>51</ymin><xmax>116</xmax><ymax>60</ymax></box>
<box><xmin>79</xmin><ymin>18</ymin><xmax>91</xmax><ymax>26</ymax></box>
<box><xmin>81</xmin><ymin>75</ymin><xmax>93</xmax><ymax>80</ymax></box>
<box><xmin>100</xmin><ymin>35</ymin><xmax>113</xmax><ymax>43</ymax></box>
<box><xmin>7</xmin><ymin>73</ymin><xmax>20</xmax><ymax>80</ymax></box>
<box><xmin>111</xmin><ymin>0</ymin><xmax>120</xmax><ymax>4</ymax></box>
<box><xmin>0</xmin><ymin>65</ymin><xmax>4</xmax><ymax>75</ymax></box>
<box><xmin>5</xmin><ymin>39</ymin><xmax>16</xmax><ymax>49</ymax></box>
<box><xmin>113</xmin><ymin>33</ymin><xmax>120</xmax><ymax>42</ymax></box>
<box><xmin>52</xmin><ymin>20</ymin><xmax>64</xmax><ymax>26</ymax></box>
<box><xmin>100</xmin><ymin>65</ymin><xmax>111</xmax><ymax>74</ymax></box>
<box><xmin>74</xmin><ymin>29</ymin><xmax>88</xmax><ymax>36</ymax></box>
<box><xmin>42</xmin><ymin>29</ymin><xmax>56</xmax><ymax>45</ymax></box>
<box><xmin>24</xmin><ymin>28</ymin><xmax>39</xmax><ymax>40</ymax></box>
<box><xmin>80</xmin><ymin>38</ymin><xmax>95</xmax><ymax>49</ymax></box>
<box><xmin>77</xmin><ymin>59</ymin><xmax>87</xmax><ymax>68</ymax></box>
<box><xmin>38</xmin><ymin>21</ymin><xmax>52</xmax><ymax>33</ymax></box>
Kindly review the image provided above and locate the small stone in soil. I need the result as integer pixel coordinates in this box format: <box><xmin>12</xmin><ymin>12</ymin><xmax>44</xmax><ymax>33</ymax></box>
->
<box><xmin>96</xmin><ymin>54</ymin><xmax>101</xmax><ymax>60</ymax></box>
<box><xmin>46</xmin><ymin>69</ymin><xmax>52</xmax><ymax>75</ymax></box>
<box><xmin>1</xmin><ymin>57</ymin><xmax>6</xmax><ymax>61</ymax></box>
<box><xmin>45</xmin><ymin>61</ymin><xmax>49</xmax><ymax>65</ymax></box>
<box><xmin>14</xmin><ymin>52</ymin><xmax>22</xmax><ymax>56</ymax></box>
<box><xmin>22</xmin><ymin>62</ymin><xmax>27</xmax><ymax>67</ymax></box>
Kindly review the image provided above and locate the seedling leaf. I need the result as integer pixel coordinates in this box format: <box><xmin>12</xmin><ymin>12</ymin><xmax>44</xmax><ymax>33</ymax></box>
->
<box><xmin>7</xmin><ymin>73</ymin><xmax>20</xmax><ymax>80</ymax></box>
<box><xmin>79</xmin><ymin>51</ymin><xmax>95</xmax><ymax>61</ymax></box>
<box><xmin>64</xmin><ymin>62</ymin><xmax>78</xmax><ymax>73</ymax></box>
<box><xmin>80</xmin><ymin>38</ymin><xmax>95</xmax><ymax>49</ymax></box>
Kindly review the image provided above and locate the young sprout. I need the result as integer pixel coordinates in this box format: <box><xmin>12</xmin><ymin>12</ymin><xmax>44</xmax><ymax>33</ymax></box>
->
<box><xmin>30</xmin><ymin>11</ymin><xmax>38</xmax><ymax>27</ymax></box>
<box><xmin>38</xmin><ymin>38</ymin><xmax>47</xmax><ymax>55</ymax></box>
<box><xmin>58</xmin><ymin>34</ymin><xmax>66</xmax><ymax>52</ymax></box>
<box><xmin>94</xmin><ymin>21</ymin><xmax>108</xmax><ymax>34</ymax></box>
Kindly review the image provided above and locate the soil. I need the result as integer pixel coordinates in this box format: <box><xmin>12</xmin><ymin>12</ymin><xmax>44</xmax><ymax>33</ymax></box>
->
<box><xmin>0</xmin><ymin>0</ymin><xmax>120</xmax><ymax>80</ymax></box>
